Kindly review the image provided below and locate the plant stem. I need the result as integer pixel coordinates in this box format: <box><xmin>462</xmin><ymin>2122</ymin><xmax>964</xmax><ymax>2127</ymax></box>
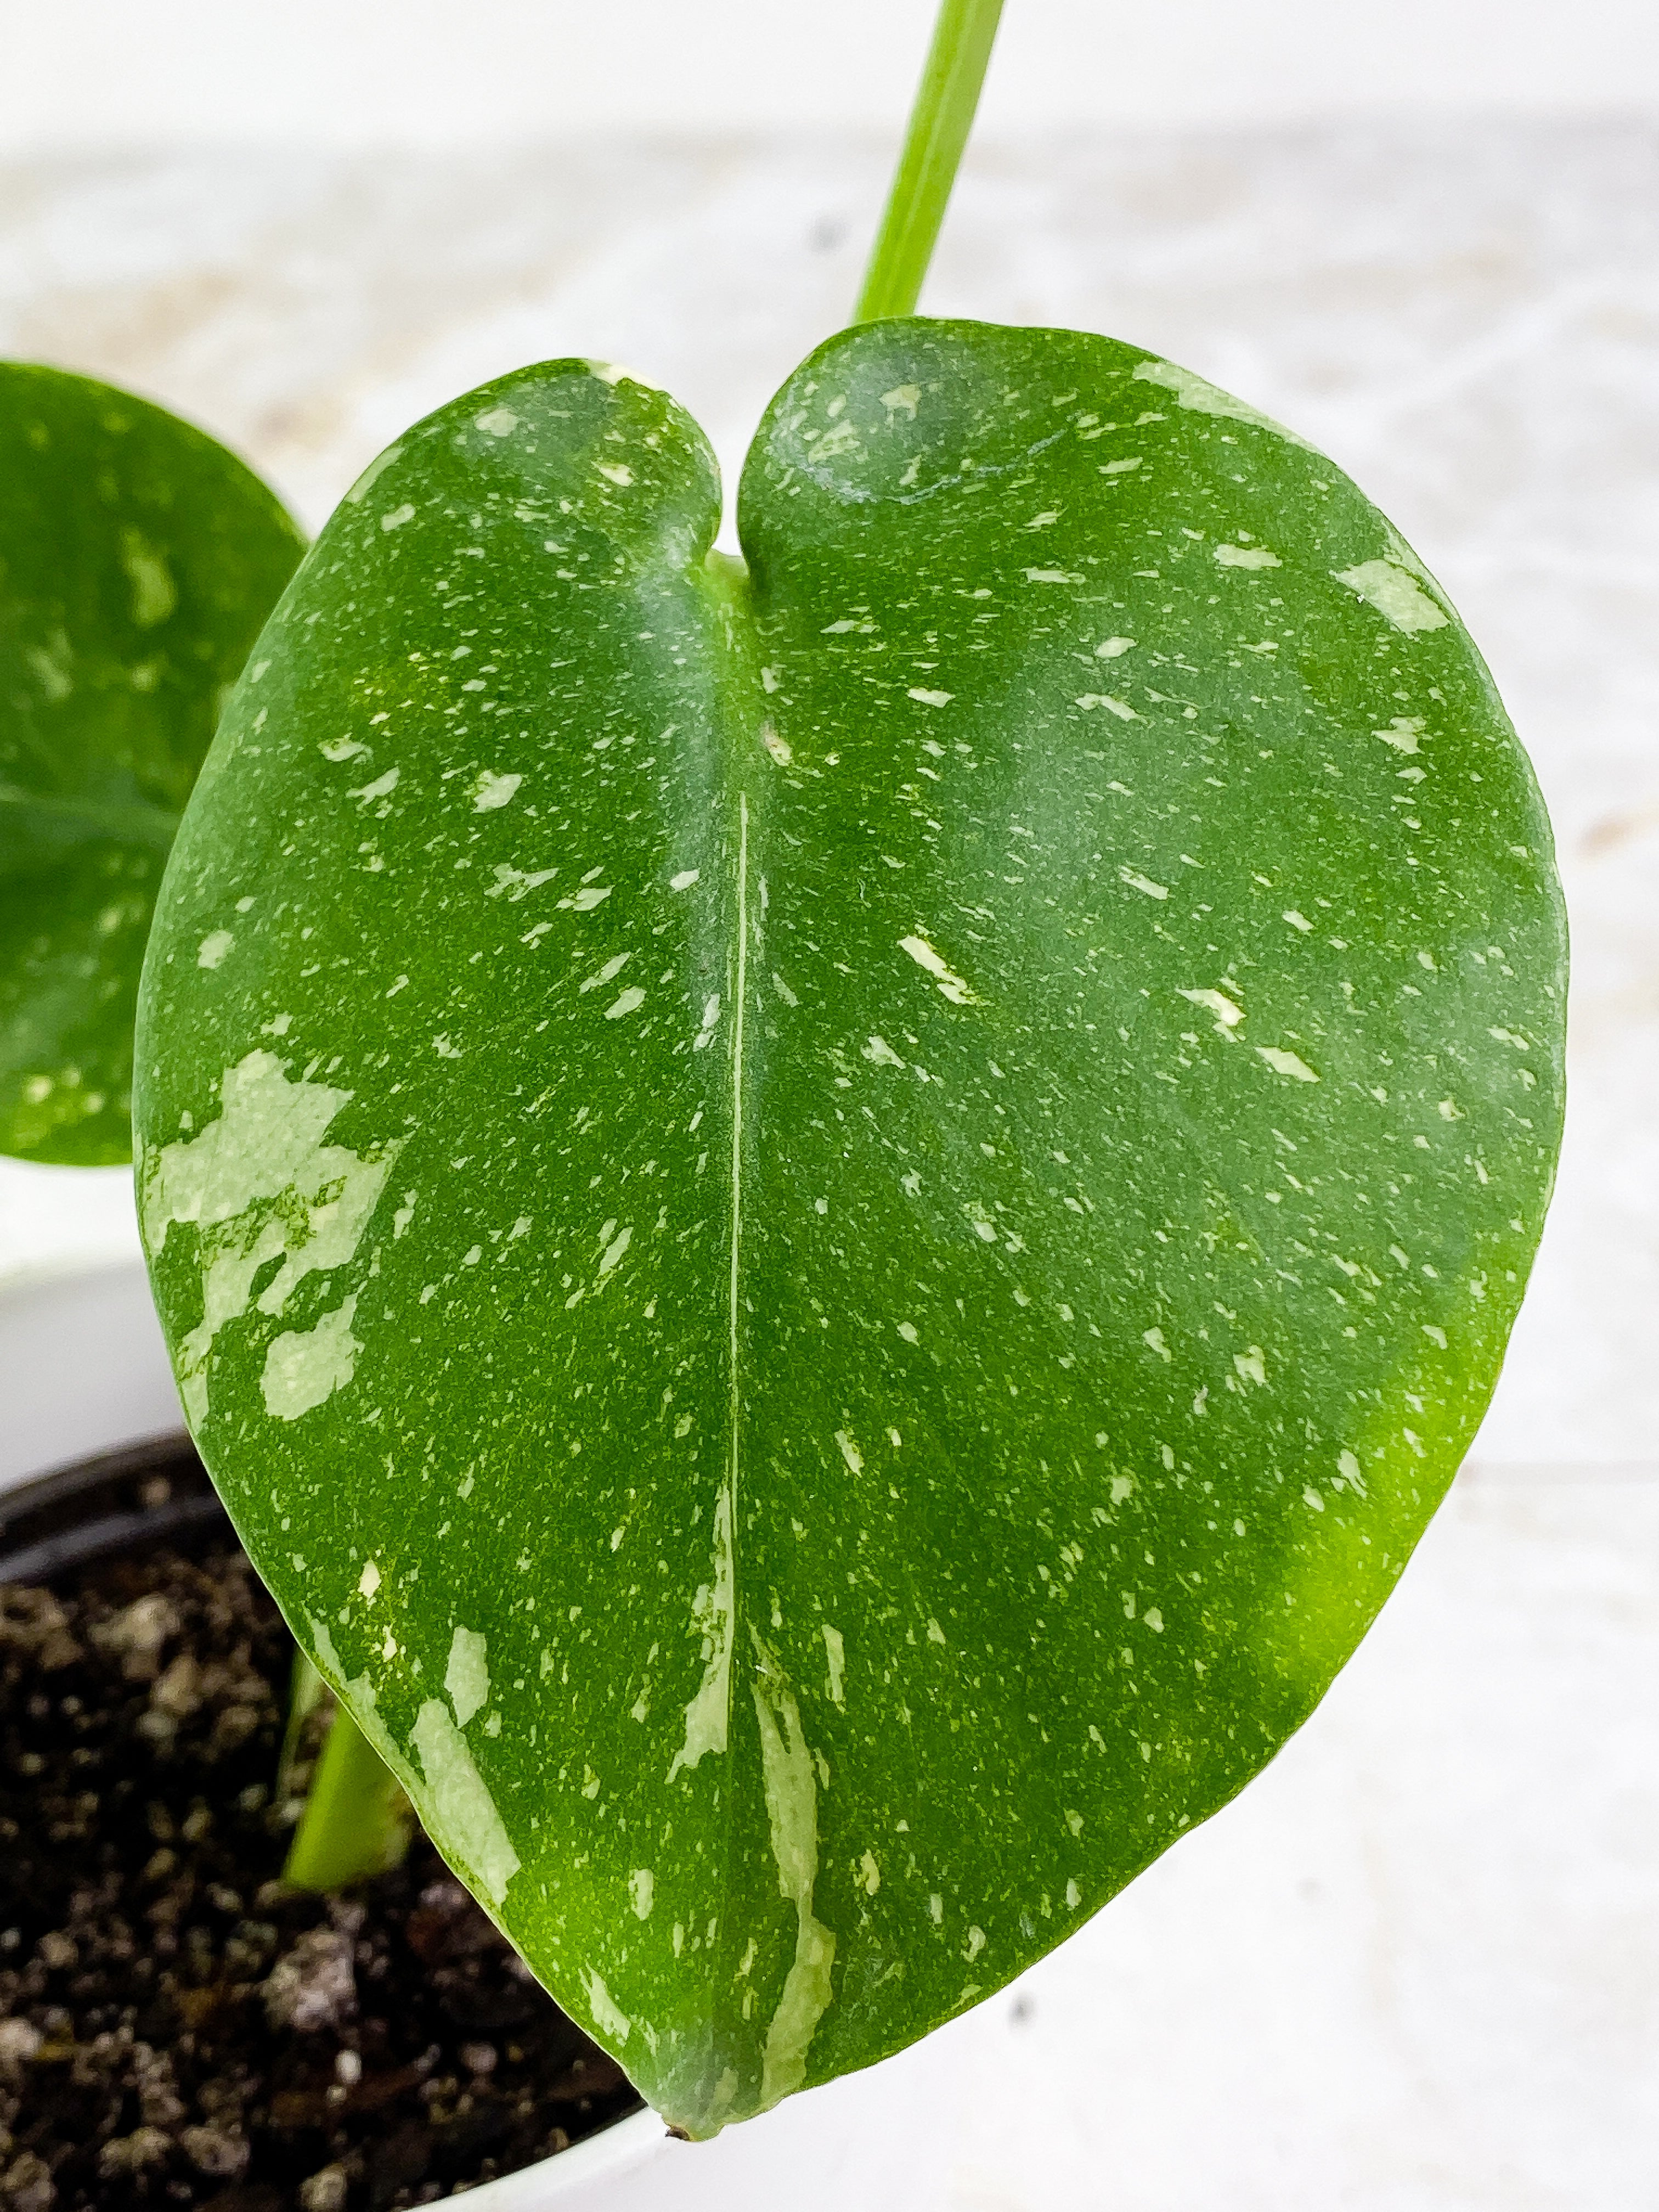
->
<box><xmin>277</xmin><ymin>1647</ymin><xmax>329</xmax><ymax>1801</ymax></box>
<box><xmin>852</xmin><ymin>0</ymin><xmax>1006</xmax><ymax>324</ymax></box>
<box><xmin>282</xmin><ymin>1658</ymin><xmax>413</xmax><ymax>1892</ymax></box>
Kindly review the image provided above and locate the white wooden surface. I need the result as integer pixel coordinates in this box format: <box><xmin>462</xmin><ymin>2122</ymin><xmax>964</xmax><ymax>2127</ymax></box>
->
<box><xmin>1</xmin><ymin>121</ymin><xmax>1654</xmax><ymax>2204</ymax></box>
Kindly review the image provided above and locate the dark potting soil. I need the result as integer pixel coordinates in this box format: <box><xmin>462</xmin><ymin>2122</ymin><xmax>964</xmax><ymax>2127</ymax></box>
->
<box><xmin>0</xmin><ymin>1539</ymin><xmax>642</xmax><ymax>2212</ymax></box>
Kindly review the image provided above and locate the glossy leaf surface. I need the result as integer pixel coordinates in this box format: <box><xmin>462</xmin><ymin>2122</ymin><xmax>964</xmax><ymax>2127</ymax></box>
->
<box><xmin>0</xmin><ymin>362</ymin><xmax>302</xmax><ymax>1162</ymax></box>
<box><xmin>135</xmin><ymin>323</ymin><xmax>1564</xmax><ymax>2133</ymax></box>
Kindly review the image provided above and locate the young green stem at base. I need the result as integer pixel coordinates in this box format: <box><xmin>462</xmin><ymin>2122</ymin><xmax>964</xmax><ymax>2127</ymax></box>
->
<box><xmin>282</xmin><ymin>1654</ymin><xmax>412</xmax><ymax>1891</ymax></box>
<box><xmin>852</xmin><ymin>0</ymin><xmax>1006</xmax><ymax>323</ymax></box>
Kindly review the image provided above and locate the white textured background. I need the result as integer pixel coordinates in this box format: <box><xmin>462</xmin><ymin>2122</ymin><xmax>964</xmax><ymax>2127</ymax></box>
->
<box><xmin>1</xmin><ymin>0</ymin><xmax>1657</xmax><ymax>139</ymax></box>
<box><xmin>1</xmin><ymin>4</ymin><xmax>1656</xmax><ymax>2198</ymax></box>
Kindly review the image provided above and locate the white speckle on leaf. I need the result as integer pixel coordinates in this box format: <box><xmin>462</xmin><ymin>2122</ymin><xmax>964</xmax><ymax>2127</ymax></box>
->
<box><xmin>629</xmin><ymin>1869</ymin><xmax>655</xmax><ymax>1920</ymax></box>
<box><xmin>596</xmin><ymin>462</ymin><xmax>634</xmax><ymax>487</ymax></box>
<box><xmin>1234</xmin><ymin>1346</ymin><xmax>1268</xmax><ymax>1386</ymax></box>
<box><xmin>1118</xmin><ymin>867</ymin><xmax>1168</xmax><ymax>900</ymax></box>
<box><xmin>120</xmin><ymin>531</ymin><xmax>177</xmax><ymax>628</ymax></box>
<box><xmin>752</xmin><ymin>1645</ymin><xmax>837</xmax><ymax>2107</ymax></box>
<box><xmin>1375</xmin><ymin>715</ymin><xmax>1427</xmax><ymax>753</ymax></box>
<box><xmin>1178</xmin><ymin>986</ymin><xmax>1243</xmax><ymax>1030</ymax></box>
<box><xmin>579</xmin><ymin>952</ymin><xmax>630</xmax><ymax>995</ymax></box>
<box><xmin>834</xmin><ymin>1430</ymin><xmax>863</xmax><ymax>1475</ymax></box>
<box><xmin>471</xmin><ymin>770</ymin><xmax>522</xmax><ymax>811</ymax></box>
<box><xmin>410</xmin><ymin>1701</ymin><xmax>519</xmax><ymax>1906</ymax></box>
<box><xmin>900</xmin><ymin>933</ymin><xmax>977</xmax><ymax>1005</ymax></box>
<box><xmin>822</xmin><ymin>1624</ymin><xmax>845</xmax><ymax>1707</ymax></box>
<box><xmin>349</xmin><ymin>767</ymin><xmax>400</xmax><ymax>808</ymax></box>
<box><xmin>861</xmin><ymin>1035</ymin><xmax>905</xmax><ymax>1068</ymax></box>
<box><xmin>475</xmin><ymin>408</ymin><xmax>520</xmax><ymax>438</ymax></box>
<box><xmin>693</xmin><ymin>994</ymin><xmax>721</xmax><ymax>1050</ymax></box>
<box><xmin>670</xmin><ymin>868</ymin><xmax>700</xmax><ymax>891</ymax></box>
<box><xmin>357</xmin><ymin>1560</ymin><xmax>381</xmax><ymax>1601</ymax></box>
<box><xmin>1215</xmin><ymin>543</ymin><xmax>1281</xmax><ymax>569</ymax></box>
<box><xmin>1256</xmin><ymin>1046</ymin><xmax>1319</xmax><ymax>1081</ymax></box>
<box><xmin>1024</xmin><ymin>568</ymin><xmax>1082</xmax><ymax>585</ymax></box>
<box><xmin>26</xmin><ymin>632</ymin><xmax>74</xmax><ymax>701</ymax></box>
<box><xmin>380</xmin><ymin>504</ymin><xmax>416</xmax><ymax>532</ymax></box>
<box><xmin>879</xmin><ymin>384</ymin><xmax>920</xmax><ymax>417</ymax></box>
<box><xmin>1132</xmin><ymin>358</ymin><xmax>1307</xmax><ymax>443</ymax></box>
<box><xmin>261</xmin><ymin>1293</ymin><xmax>363</xmax><ymax>1421</ymax></box>
<box><xmin>487</xmin><ymin>862</ymin><xmax>557</xmax><ymax>901</ymax></box>
<box><xmin>1143</xmin><ymin>1327</ymin><xmax>1172</xmax><ymax>1362</ymax></box>
<box><xmin>445</xmin><ymin>1626</ymin><xmax>490</xmax><ymax>1729</ymax></box>
<box><xmin>196</xmin><ymin>930</ymin><xmax>234</xmax><ymax>970</ymax></box>
<box><xmin>1095</xmin><ymin>637</ymin><xmax>1135</xmax><ymax>658</ymax></box>
<box><xmin>1075</xmin><ymin>693</ymin><xmax>1138</xmax><ymax>719</ymax></box>
<box><xmin>668</xmin><ymin>1480</ymin><xmax>733</xmax><ymax>1781</ymax></box>
<box><xmin>1333</xmin><ymin>558</ymin><xmax>1449</xmax><ymax>635</ymax></box>
<box><xmin>907</xmin><ymin>687</ymin><xmax>952</xmax><ymax>708</ymax></box>
<box><xmin>583</xmin><ymin>1970</ymin><xmax>631</xmax><ymax>2044</ymax></box>
<box><xmin>599</xmin><ymin>1224</ymin><xmax>633</xmax><ymax>1275</ymax></box>
<box><xmin>138</xmin><ymin>1053</ymin><xmax>401</xmax><ymax>1426</ymax></box>
<box><xmin>604</xmin><ymin>986</ymin><xmax>646</xmax><ymax>1019</ymax></box>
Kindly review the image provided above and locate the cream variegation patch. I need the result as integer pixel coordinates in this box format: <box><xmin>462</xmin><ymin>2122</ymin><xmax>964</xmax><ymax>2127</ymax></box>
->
<box><xmin>139</xmin><ymin>1049</ymin><xmax>402</xmax><ymax>1425</ymax></box>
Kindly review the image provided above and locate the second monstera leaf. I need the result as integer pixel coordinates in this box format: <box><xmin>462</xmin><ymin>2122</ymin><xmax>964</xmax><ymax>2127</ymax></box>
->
<box><xmin>0</xmin><ymin>364</ymin><xmax>303</xmax><ymax>1162</ymax></box>
<box><xmin>135</xmin><ymin>320</ymin><xmax>1564</xmax><ymax>2134</ymax></box>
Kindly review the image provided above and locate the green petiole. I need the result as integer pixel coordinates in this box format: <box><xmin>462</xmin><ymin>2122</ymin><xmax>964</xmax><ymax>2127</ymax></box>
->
<box><xmin>281</xmin><ymin>1653</ymin><xmax>411</xmax><ymax>1892</ymax></box>
<box><xmin>853</xmin><ymin>0</ymin><xmax>1006</xmax><ymax>324</ymax></box>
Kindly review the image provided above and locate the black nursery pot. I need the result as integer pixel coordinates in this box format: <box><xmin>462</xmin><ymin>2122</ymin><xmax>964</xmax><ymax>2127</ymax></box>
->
<box><xmin>0</xmin><ymin>1430</ymin><xmax>645</xmax><ymax>2212</ymax></box>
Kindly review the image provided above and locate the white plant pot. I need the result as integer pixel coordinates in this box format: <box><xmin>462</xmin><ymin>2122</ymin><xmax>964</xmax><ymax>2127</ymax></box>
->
<box><xmin>0</xmin><ymin>1260</ymin><xmax>942</xmax><ymax>2212</ymax></box>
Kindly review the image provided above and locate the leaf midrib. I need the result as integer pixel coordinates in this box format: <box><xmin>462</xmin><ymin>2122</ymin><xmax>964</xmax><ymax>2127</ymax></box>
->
<box><xmin>727</xmin><ymin>785</ymin><xmax>749</xmax><ymax>1581</ymax></box>
<box><xmin>694</xmin><ymin>544</ymin><xmax>769</xmax><ymax>2098</ymax></box>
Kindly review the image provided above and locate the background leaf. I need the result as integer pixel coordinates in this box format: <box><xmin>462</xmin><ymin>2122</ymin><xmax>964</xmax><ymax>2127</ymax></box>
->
<box><xmin>135</xmin><ymin>323</ymin><xmax>1564</xmax><ymax>2134</ymax></box>
<box><xmin>0</xmin><ymin>363</ymin><xmax>303</xmax><ymax>1162</ymax></box>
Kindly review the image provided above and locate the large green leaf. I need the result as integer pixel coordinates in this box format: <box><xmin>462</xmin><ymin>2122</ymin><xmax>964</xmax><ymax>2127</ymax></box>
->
<box><xmin>134</xmin><ymin>321</ymin><xmax>1564</xmax><ymax>2134</ymax></box>
<box><xmin>0</xmin><ymin>363</ymin><xmax>303</xmax><ymax>1163</ymax></box>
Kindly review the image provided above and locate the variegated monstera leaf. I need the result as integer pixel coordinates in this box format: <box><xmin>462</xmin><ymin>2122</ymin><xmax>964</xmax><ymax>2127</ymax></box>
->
<box><xmin>135</xmin><ymin>320</ymin><xmax>1564</xmax><ymax>2134</ymax></box>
